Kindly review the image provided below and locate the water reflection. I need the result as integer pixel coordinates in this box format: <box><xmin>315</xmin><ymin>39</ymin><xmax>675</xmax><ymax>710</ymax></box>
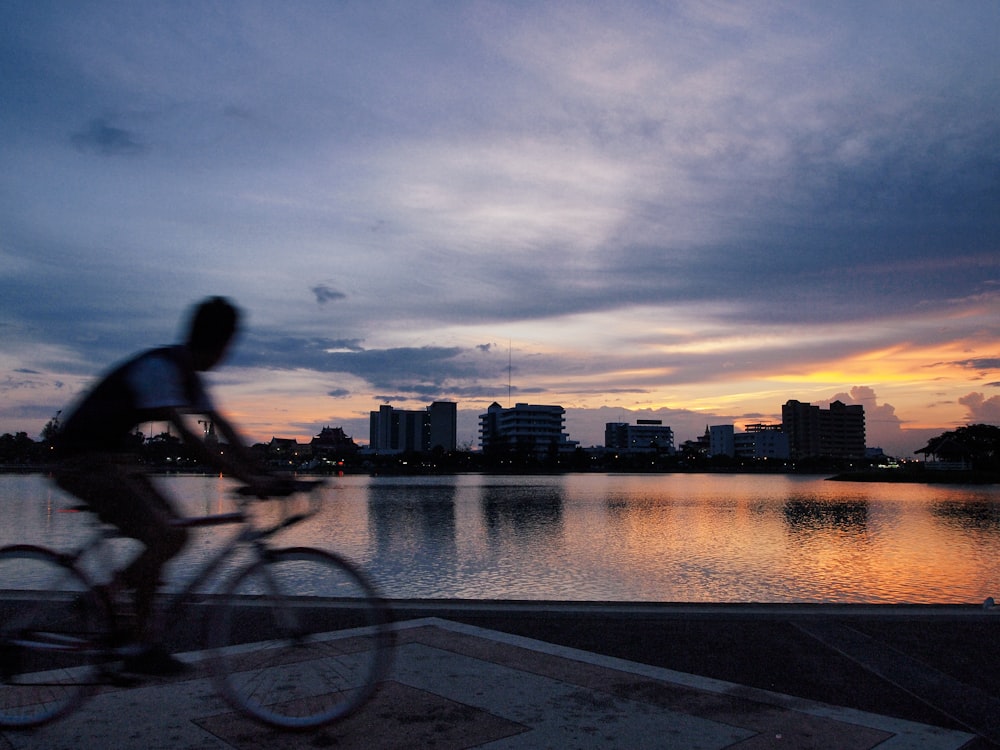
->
<box><xmin>479</xmin><ymin>483</ymin><xmax>564</xmax><ymax>546</ymax></box>
<box><xmin>3</xmin><ymin>473</ymin><xmax>1000</xmax><ymax>603</ymax></box>
<box><xmin>366</xmin><ymin>481</ymin><xmax>457</xmax><ymax>556</ymax></box>
<box><xmin>931</xmin><ymin>500</ymin><xmax>1000</xmax><ymax>531</ymax></box>
<box><xmin>782</xmin><ymin>497</ymin><xmax>870</xmax><ymax>534</ymax></box>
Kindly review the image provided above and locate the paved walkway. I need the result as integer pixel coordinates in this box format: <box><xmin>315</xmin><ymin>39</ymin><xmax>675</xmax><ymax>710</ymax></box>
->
<box><xmin>0</xmin><ymin>616</ymin><xmax>976</xmax><ymax>750</ymax></box>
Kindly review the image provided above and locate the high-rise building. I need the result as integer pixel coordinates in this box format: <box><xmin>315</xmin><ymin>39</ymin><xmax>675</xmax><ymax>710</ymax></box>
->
<box><xmin>479</xmin><ymin>402</ymin><xmax>578</xmax><ymax>456</ymax></box>
<box><xmin>607</xmin><ymin>419</ymin><xmax>675</xmax><ymax>454</ymax></box>
<box><xmin>427</xmin><ymin>400</ymin><xmax>457</xmax><ymax>452</ymax></box>
<box><xmin>781</xmin><ymin>399</ymin><xmax>865</xmax><ymax>459</ymax></box>
<box><xmin>369</xmin><ymin>401</ymin><xmax>458</xmax><ymax>454</ymax></box>
<box><xmin>708</xmin><ymin>424</ymin><xmax>734</xmax><ymax>457</ymax></box>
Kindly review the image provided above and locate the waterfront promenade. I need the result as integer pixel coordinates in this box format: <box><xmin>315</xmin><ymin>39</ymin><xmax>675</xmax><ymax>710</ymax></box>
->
<box><xmin>2</xmin><ymin>601</ymin><xmax>999</xmax><ymax>749</ymax></box>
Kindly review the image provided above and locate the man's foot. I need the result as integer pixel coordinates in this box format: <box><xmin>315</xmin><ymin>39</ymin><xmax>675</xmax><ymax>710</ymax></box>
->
<box><xmin>121</xmin><ymin>645</ymin><xmax>189</xmax><ymax>676</ymax></box>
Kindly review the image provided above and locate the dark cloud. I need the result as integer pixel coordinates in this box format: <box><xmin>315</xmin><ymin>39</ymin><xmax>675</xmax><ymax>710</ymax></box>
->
<box><xmin>324</xmin><ymin>346</ymin><xmax>489</xmax><ymax>391</ymax></box>
<box><xmin>312</xmin><ymin>285</ymin><xmax>347</xmax><ymax>305</ymax></box>
<box><xmin>327</xmin><ymin>388</ymin><xmax>351</xmax><ymax>398</ymax></box>
<box><xmin>326</xmin><ymin>339</ymin><xmax>365</xmax><ymax>352</ymax></box>
<box><xmin>233</xmin><ymin>335</ymin><xmax>505</xmax><ymax>395</ymax></box>
<box><xmin>953</xmin><ymin>358</ymin><xmax>1000</xmax><ymax>371</ymax></box>
<box><xmin>70</xmin><ymin>118</ymin><xmax>146</xmax><ymax>156</ymax></box>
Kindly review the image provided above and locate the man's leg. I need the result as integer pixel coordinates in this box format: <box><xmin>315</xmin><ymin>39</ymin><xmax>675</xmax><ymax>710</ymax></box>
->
<box><xmin>55</xmin><ymin>462</ymin><xmax>189</xmax><ymax>642</ymax></box>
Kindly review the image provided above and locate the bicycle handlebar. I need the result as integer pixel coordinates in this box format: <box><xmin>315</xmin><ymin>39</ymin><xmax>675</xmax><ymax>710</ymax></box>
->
<box><xmin>174</xmin><ymin>479</ymin><xmax>327</xmax><ymax>530</ymax></box>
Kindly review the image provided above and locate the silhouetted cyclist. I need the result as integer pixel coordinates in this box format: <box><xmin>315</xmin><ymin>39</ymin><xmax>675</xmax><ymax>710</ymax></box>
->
<box><xmin>53</xmin><ymin>297</ymin><xmax>283</xmax><ymax>674</ymax></box>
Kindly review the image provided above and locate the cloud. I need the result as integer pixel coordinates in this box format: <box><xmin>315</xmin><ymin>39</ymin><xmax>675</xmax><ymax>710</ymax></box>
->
<box><xmin>70</xmin><ymin>118</ymin><xmax>146</xmax><ymax>156</ymax></box>
<box><xmin>958</xmin><ymin>392</ymin><xmax>1000</xmax><ymax>424</ymax></box>
<box><xmin>953</xmin><ymin>358</ymin><xmax>1000</xmax><ymax>371</ymax></box>
<box><xmin>232</xmin><ymin>337</ymin><xmax>505</xmax><ymax>397</ymax></box>
<box><xmin>311</xmin><ymin>284</ymin><xmax>347</xmax><ymax>305</ymax></box>
<box><xmin>829</xmin><ymin>386</ymin><xmax>906</xmax><ymax>450</ymax></box>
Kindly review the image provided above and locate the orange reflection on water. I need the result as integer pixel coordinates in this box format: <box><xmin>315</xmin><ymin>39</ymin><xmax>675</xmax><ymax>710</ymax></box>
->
<box><xmin>5</xmin><ymin>473</ymin><xmax>998</xmax><ymax>603</ymax></box>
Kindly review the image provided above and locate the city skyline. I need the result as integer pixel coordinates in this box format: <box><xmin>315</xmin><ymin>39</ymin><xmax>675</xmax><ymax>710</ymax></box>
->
<box><xmin>2</xmin><ymin>3</ymin><xmax>998</xmax><ymax>460</ymax></box>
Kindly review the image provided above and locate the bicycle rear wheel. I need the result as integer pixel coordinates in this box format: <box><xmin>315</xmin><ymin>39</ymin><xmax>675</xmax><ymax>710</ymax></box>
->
<box><xmin>0</xmin><ymin>545</ymin><xmax>108</xmax><ymax>728</ymax></box>
<box><xmin>206</xmin><ymin>547</ymin><xmax>393</xmax><ymax>730</ymax></box>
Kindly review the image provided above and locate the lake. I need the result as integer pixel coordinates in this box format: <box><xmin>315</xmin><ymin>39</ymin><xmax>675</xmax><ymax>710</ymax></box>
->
<box><xmin>1</xmin><ymin>472</ymin><xmax>998</xmax><ymax>604</ymax></box>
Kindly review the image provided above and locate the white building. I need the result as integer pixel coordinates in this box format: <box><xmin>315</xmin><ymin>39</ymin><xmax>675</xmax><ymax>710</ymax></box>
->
<box><xmin>479</xmin><ymin>402</ymin><xmax>578</xmax><ymax>456</ymax></box>
<box><xmin>710</xmin><ymin>423</ymin><xmax>789</xmax><ymax>460</ymax></box>
<box><xmin>709</xmin><ymin>425</ymin><xmax>734</xmax><ymax>457</ymax></box>
<box><xmin>606</xmin><ymin>420</ymin><xmax>675</xmax><ymax>454</ymax></box>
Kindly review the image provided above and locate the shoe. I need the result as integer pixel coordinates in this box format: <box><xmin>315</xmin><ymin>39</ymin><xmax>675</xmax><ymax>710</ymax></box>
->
<box><xmin>121</xmin><ymin>645</ymin><xmax>189</xmax><ymax>676</ymax></box>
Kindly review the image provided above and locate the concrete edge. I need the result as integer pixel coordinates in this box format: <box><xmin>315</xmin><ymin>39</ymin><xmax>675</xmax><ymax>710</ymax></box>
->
<box><xmin>384</xmin><ymin>599</ymin><xmax>1000</xmax><ymax>620</ymax></box>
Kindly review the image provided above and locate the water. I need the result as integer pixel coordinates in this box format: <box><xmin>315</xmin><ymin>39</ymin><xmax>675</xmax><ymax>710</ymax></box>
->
<box><xmin>1</xmin><ymin>472</ymin><xmax>998</xmax><ymax>604</ymax></box>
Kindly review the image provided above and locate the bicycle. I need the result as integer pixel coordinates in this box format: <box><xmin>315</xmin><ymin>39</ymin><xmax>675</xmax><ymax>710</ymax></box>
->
<box><xmin>0</xmin><ymin>479</ymin><xmax>393</xmax><ymax>731</ymax></box>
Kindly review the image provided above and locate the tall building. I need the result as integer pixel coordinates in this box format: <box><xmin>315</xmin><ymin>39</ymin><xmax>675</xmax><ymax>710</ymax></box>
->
<box><xmin>708</xmin><ymin>425</ymin><xmax>734</xmax><ymax>457</ymax></box>
<box><xmin>369</xmin><ymin>401</ymin><xmax>458</xmax><ymax>454</ymax></box>
<box><xmin>480</xmin><ymin>402</ymin><xmax>578</xmax><ymax>456</ymax></box>
<box><xmin>781</xmin><ymin>399</ymin><xmax>865</xmax><ymax>459</ymax></box>
<box><xmin>607</xmin><ymin>419</ymin><xmax>675</xmax><ymax>454</ymax></box>
<box><xmin>427</xmin><ymin>400</ymin><xmax>457</xmax><ymax>452</ymax></box>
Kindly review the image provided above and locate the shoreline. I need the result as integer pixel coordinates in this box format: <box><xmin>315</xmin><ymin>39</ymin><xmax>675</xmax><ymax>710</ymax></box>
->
<box><xmin>4</xmin><ymin>464</ymin><xmax>998</xmax><ymax>485</ymax></box>
<box><xmin>828</xmin><ymin>469</ymin><xmax>1000</xmax><ymax>484</ymax></box>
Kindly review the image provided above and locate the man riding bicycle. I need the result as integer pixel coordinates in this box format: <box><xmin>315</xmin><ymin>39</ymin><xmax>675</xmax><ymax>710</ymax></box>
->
<box><xmin>53</xmin><ymin>297</ymin><xmax>280</xmax><ymax>674</ymax></box>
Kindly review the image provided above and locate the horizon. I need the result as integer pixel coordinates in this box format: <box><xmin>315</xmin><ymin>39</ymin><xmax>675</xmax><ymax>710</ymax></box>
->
<box><xmin>2</xmin><ymin>394</ymin><xmax>964</xmax><ymax>460</ymax></box>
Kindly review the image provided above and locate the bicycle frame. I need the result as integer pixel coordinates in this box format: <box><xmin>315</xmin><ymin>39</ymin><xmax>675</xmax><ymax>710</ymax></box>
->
<box><xmin>60</xmin><ymin>487</ymin><xmax>323</xmax><ymax>641</ymax></box>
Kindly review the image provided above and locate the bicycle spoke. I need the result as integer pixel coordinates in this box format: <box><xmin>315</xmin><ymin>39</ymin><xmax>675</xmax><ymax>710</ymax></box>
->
<box><xmin>0</xmin><ymin>547</ymin><xmax>108</xmax><ymax>728</ymax></box>
<box><xmin>206</xmin><ymin>547</ymin><xmax>392</xmax><ymax>730</ymax></box>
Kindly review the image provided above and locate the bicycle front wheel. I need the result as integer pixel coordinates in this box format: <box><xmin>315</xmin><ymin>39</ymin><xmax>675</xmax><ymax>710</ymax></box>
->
<box><xmin>206</xmin><ymin>547</ymin><xmax>393</xmax><ymax>730</ymax></box>
<box><xmin>0</xmin><ymin>545</ymin><xmax>108</xmax><ymax>728</ymax></box>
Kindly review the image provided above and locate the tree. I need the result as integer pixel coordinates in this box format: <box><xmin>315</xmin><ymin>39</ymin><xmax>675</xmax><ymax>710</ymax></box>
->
<box><xmin>916</xmin><ymin>424</ymin><xmax>1000</xmax><ymax>471</ymax></box>
<box><xmin>0</xmin><ymin>432</ymin><xmax>37</xmax><ymax>465</ymax></box>
<box><xmin>40</xmin><ymin>411</ymin><xmax>61</xmax><ymax>445</ymax></box>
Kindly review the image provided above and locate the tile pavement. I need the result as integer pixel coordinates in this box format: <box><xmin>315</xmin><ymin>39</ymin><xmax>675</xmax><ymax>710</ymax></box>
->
<box><xmin>0</xmin><ymin>617</ymin><xmax>975</xmax><ymax>749</ymax></box>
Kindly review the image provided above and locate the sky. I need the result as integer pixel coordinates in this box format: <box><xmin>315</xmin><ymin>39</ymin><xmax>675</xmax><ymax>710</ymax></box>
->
<box><xmin>1</xmin><ymin>1</ymin><xmax>998</xmax><ymax>458</ymax></box>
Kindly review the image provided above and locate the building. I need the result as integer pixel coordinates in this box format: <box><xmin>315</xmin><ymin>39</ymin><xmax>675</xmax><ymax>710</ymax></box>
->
<box><xmin>266</xmin><ymin>437</ymin><xmax>302</xmax><ymax>468</ymax></box>
<box><xmin>736</xmin><ymin>423</ymin><xmax>789</xmax><ymax>459</ymax></box>
<box><xmin>480</xmin><ymin>402</ymin><xmax>578</xmax><ymax>457</ymax></box>
<box><xmin>606</xmin><ymin>419</ymin><xmax>675</xmax><ymax>454</ymax></box>
<box><xmin>427</xmin><ymin>400</ymin><xmax>458</xmax><ymax>452</ymax></box>
<box><xmin>369</xmin><ymin>401</ymin><xmax>458</xmax><ymax>454</ymax></box>
<box><xmin>707</xmin><ymin>423</ymin><xmax>788</xmax><ymax>459</ymax></box>
<box><xmin>708</xmin><ymin>425</ymin><xmax>734</xmax><ymax>457</ymax></box>
<box><xmin>310</xmin><ymin>426</ymin><xmax>359</xmax><ymax>459</ymax></box>
<box><xmin>781</xmin><ymin>399</ymin><xmax>865</xmax><ymax>460</ymax></box>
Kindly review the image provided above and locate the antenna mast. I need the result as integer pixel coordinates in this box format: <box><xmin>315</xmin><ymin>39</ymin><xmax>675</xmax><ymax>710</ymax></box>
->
<box><xmin>507</xmin><ymin>339</ymin><xmax>512</xmax><ymax>407</ymax></box>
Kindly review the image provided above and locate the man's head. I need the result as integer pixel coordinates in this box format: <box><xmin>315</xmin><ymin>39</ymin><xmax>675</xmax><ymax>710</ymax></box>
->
<box><xmin>185</xmin><ymin>297</ymin><xmax>240</xmax><ymax>370</ymax></box>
